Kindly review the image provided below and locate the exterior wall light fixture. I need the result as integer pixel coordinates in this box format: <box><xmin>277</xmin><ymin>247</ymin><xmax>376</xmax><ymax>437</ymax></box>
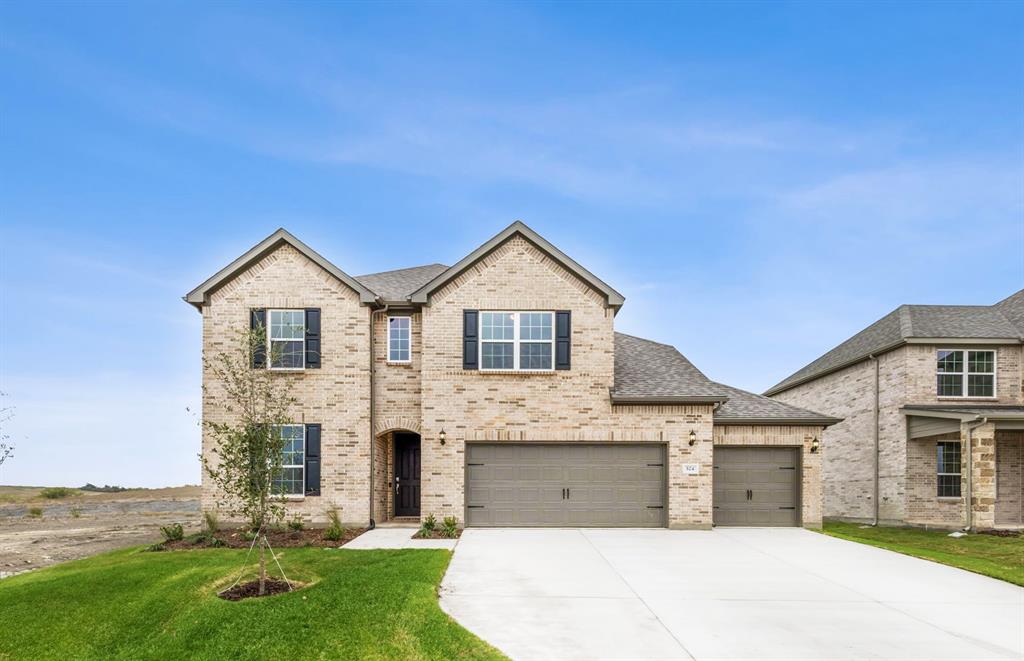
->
<box><xmin>439</xmin><ymin>429</ymin><xmax>447</xmax><ymax>446</ymax></box>
<box><xmin>688</xmin><ymin>430</ymin><xmax>697</xmax><ymax>446</ymax></box>
<box><xmin>810</xmin><ymin>437</ymin><xmax>819</xmax><ymax>453</ymax></box>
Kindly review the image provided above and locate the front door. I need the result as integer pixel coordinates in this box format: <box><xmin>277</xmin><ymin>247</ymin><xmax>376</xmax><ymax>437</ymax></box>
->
<box><xmin>394</xmin><ymin>433</ymin><xmax>421</xmax><ymax>517</ymax></box>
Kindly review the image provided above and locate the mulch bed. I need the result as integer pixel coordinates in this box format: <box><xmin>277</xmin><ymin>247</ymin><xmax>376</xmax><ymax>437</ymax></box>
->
<box><xmin>156</xmin><ymin>526</ymin><xmax>367</xmax><ymax>551</ymax></box>
<box><xmin>218</xmin><ymin>578</ymin><xmax>295</xmax><ymax>601</ymax></box>
<box><xmin>412</xmin><ymin>528</ymin><xmax>462</xmax><ymax>540</ymax></box>
<box><xmin>978</xmin><ymin>529</ymin><xmax>1023</xmax><ymax>538</ymax></box>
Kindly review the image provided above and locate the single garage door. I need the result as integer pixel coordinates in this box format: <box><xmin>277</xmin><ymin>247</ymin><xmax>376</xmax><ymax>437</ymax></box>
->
<box><xmin>465</xmin><ymin>443</ymin><xmax>666</xmax><ymax>527</ymax></box>
<box><xmin>713</xmin><ymin>446</ymin><xmax>800</xmax><ymax>526</ymax></box>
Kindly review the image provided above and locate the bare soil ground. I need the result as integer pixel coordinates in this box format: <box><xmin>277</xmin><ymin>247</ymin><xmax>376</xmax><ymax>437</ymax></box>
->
<box><xmin>0</xmin><ymin>485</ymin><xmax>201</xmax><ymax>577</ymax></box>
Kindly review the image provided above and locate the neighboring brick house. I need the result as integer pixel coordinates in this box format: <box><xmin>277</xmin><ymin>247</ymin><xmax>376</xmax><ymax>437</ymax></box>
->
<box><xmin>186</xmin><ymin>222</ymin><xmax>839</xmax><ymax>529</ymax></box>
<box><xmin>766</xmin><ymin>291</ymin><xmax>1024</xmax><ymax>530</ymax></box>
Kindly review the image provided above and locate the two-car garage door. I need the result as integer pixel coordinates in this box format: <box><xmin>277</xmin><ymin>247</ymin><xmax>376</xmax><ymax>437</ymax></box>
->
<box><xmin>465</xmin><ymin>443</ymin><xmax>666</xmax><ymax>527</ymax></box>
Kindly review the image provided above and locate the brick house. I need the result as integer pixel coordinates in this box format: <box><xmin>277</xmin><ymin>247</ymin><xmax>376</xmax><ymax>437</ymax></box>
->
<box><xmin>186</xmin><ymin>222</ymin><xmax>839</xmax><ymax>529</ymax></box>
<box><xmin>766</xmin><ymin>291</ymin><xmax>1024</xmax><ymax>530</ymax></box>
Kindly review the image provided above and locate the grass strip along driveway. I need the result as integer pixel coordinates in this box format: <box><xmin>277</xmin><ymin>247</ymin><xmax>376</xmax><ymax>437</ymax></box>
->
<box><xmin>0</xmin><ymin>546</ymin><xmax>505</xmax><ymax>660</ymax></box>
<box><xmin>823</xmin><ymin>521</ymin><xmax>1024</xmax><ymax>586</ymax></box>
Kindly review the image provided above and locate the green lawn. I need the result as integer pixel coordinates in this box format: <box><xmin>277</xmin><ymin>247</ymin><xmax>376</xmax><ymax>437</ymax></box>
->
<box><xmin>0</xmin><ymin>546</ymin><xmax>506</xmax><ymax>661</ymax></box>
<box><xmin>822</xmin><ymin>521</ymin><xmax>1024</xmax><ymax>586</ymax></box>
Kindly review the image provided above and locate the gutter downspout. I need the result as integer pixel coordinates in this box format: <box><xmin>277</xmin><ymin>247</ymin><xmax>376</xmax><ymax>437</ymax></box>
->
<box><xmin>368</xmin><ymin>303</ymin><xmax>389</xmax><ymax>530</ymax></box>
<box><xmin>963</xmin><ymin>415</ymin><xmax>989</xmax><ymax>532</ymax></box>
<box><xmin>869</xmin><ymin>354</ymin><xmax>880</xmax><ymax>526</ymax></box>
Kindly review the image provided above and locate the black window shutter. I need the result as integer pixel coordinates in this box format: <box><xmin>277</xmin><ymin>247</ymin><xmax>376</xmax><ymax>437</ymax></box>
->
<box><xmin>463</xmin><ymin>310</ymin><xmax>479</xmax><ymax>370</ymax></box>
<box><xmin>250</xmin><ymin>309</ymin><xmax>267</xmax><ymax>369</ymax></box>
<box><xmin>305</xmin><ymin>308</ymin><xmax>321</xmax><ymax>369</ymax></box>
<box><xmin>555</xmin><ymin>310</ymin><xmax>571</xmax><ymax>370</ymax></box>
<box><xmin>305</xmin><ymin>424</ymin><xmax>321</xmax><ymax>496</ymax></box>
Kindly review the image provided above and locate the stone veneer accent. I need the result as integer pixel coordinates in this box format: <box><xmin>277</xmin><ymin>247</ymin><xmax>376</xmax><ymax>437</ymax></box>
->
<box><xmin>200</xmin><ymin>243</ymin><xmax>372</xmax><ymax>526</ymax></box>
<box><xmin>772</xmin><ymin>342</ymin><xmax>1023</xmax><ymax>529</ymax></box>
<box><xmin>713</xmin><ymin>425</ymin><xmax>824</xmax><ymax>528</ymax></box>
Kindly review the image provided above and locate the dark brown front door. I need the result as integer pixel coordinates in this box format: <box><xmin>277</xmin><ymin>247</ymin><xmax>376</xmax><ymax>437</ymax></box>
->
<box><xmin>394</xmin><ymin>433</ymin><xmax>421</xmax><ymax>517</ymax></box>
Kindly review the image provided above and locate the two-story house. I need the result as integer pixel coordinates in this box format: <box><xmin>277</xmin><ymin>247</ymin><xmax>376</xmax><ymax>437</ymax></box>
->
<box><xmin>767</xmin><ymin>291</ymin><xmax>1024</xmax><ymax>530</ymax></box>
<box><xmin>186</xmin><ymin>222</ymin><xmax>839</xmax><ymax>530</ymax></box>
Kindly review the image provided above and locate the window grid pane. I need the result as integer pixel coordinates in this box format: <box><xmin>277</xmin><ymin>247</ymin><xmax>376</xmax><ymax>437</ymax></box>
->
<box><xmin>967</xmin><ymin>351</ymin><xmax>994</xmax><ymax>374</ymax></box>
<box><xmin>936</xmin><ymin>441</ymin><xmax>961</xmax><ymax>498</ymax></box>
<box><xmin>272</xmin><ymin>426</ymin><xmax>304</xmax><ymax>496</ymax></box>
<box><xmin>481</xmin><ymin>313</ymin><xmax>514</xmax><ymax>340</ymax></box>
<box><xmin>936</xmin><ymin>350</ymin><xmax>963</xmax><ymax>373</ymax></box>
<box><xmin>936</xmin><ymin>374</ymin><xmax>963</xmax><ymax>397</ymax></box>
<box><xmin>519</xmin><ymin>313</ymin><xmax>552</xmax><ymax>340</ymax></box>
<box><xmin>481</xmin><ymin>342</ymin><xmax>514</xmax><ymax>369</ymax></box>
<box><xmin>520</xmin><ymin>342</ymin><xmax>552</xmax><ymax>369</ymax></box>
<box><xmin>271</xmin><ymin>340</ymin><xmax>304</xmax><ymax>368</ymax></box>
<box><xmin>967</xmin><ymin>374</ymin><xmax>994</xmax><ymax>397</ymax></box>
<box><xmin>389</xmin><ymin>317</ymin><xmax>411</xmax><ymax>362</ymax></box>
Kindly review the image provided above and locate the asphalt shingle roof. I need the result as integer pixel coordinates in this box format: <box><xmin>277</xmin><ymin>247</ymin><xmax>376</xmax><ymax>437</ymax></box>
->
<box><xmin>765</xmin><ymin>288</ymin><xmax>1024</xmax><ymax>396</ymax></box>
<box><xmin>612</xmin><ymin>333</ymin><xmax>837</xmax><ymax>423</ymax></box>
<box><xmin>354</xmin><ymin>264</ymin><xmax>449</xmax><ymax>302</ymax></box>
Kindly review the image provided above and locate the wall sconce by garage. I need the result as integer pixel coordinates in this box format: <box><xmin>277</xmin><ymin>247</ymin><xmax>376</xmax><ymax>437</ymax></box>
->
<box><xmin>439</xmin><ymin>429</ymin><xmax>447</xmax><ymax>446</ymax></box>
<box><xmin>688</xmin><ymin>430</ymin><xmax>697</xmax><ymax>446</ymax></box>
<box><xmin>810</xmin><ymin>437</ymin><xmax>820</xmax><ymax>453</ymax></box>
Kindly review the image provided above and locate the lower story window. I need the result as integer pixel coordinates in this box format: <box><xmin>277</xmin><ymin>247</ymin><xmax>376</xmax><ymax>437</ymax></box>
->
<box><xmin>936</xmin><ymin>441</ymin><xmax>961</xmax><ymax>498</ymax></box>
<box><xmin>272</xmin><ymin>425</ymin><xmax>305</xmax><ymax>496</ymax></box>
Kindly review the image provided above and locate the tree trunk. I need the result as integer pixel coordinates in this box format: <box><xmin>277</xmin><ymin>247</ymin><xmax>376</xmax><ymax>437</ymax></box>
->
<box><xmin>258</xmin><ymin>535</ymin><xmax>267</xmax><ymax>596</ymax></box>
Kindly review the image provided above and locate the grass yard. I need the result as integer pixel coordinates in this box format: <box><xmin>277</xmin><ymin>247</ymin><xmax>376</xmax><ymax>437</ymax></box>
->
<box><xmin>823</xmin><ymin>521</ymin><xmax>1024</xmax><ymax>586</ymax></box>
<box><xmin>0</xmin><ymin>546</ymin><xmax>506</xmax><ymax>660</ymax></box>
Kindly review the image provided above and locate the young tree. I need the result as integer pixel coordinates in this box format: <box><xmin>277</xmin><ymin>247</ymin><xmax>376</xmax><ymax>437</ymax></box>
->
<box><xmin>202</xmin><ymin>325</ymin><xmax>296</xmax><ymax>595</ymax></box>
<box><xmin>0</xmin><ymin>393</ymin><xmax>14</xmax><ymax>478</ymax></box>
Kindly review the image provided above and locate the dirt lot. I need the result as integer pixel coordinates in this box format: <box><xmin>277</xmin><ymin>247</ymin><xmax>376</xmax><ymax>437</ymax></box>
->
<box><xmin>0</xmin><ymin>485</ymin><xmax>201</xmax><ymax>577</ymax></box>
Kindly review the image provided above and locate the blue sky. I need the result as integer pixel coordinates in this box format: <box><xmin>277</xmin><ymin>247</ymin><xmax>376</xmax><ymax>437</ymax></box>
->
<box><xmin>1</xmin><ymin>2</ymin><xmax>1021</xmax><ymax>488</ymax></box>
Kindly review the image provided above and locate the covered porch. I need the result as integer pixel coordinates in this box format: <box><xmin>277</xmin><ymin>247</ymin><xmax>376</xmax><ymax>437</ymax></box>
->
<box><xmin>903</xmin><ymin>405</ymin><xmax>1024</xmax><ymax>530</ymax></box>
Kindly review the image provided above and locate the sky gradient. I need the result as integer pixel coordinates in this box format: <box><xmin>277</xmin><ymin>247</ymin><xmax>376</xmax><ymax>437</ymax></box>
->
<box><xmin>1</xmin><ymin>2</ymin><xmax>1022</xmax><ymax>488</ymax></box>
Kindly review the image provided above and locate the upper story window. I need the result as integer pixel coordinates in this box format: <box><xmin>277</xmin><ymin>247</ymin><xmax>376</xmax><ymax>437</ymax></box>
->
<box><xmin>936</xmin><ymin>441</ymin><xmax>961</xmax><ymax>498</ymax></box>
<box><xmin>480</xmin><ymin>311</ymin><xmax>553</xmax><ymax>370</ymax></box>
<box><xmin>272</xmin><ymin>425</ymin><xmax>305</xmax><ymax>496</ymax></box>
<box><xmin>936</xmin><ymin>349</ymin><xmax>995</xmax><ymax>397</ymax></box>
<box><xmin>269</xmin><ymin>310</ymin><xmax>306</xmax><ymax>369</ymax></box>
<box><xmin>388</xmin><ymin>316</ymin><xmax>411</xmax><ymax>362</ymax></box>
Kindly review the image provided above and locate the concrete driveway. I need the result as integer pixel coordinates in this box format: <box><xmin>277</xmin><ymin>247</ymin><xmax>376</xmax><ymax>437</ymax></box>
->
<box><xmin>439</xmin><ymin>528</ymin><xmax>1023</xmax><ymax>660</ymax></box>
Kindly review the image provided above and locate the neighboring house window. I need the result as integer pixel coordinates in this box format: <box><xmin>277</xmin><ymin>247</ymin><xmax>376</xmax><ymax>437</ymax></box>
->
<box><xmin>388</xmin><ymin>316</ymin><xmax>411</xmax><ymax>362</ymax></box>
<box><xmin>936</xmin><ymin>441</ymin><xmax>961</xmax><ymax>498</ymax></box>
<box><xmin>272</xmin><ymin>425</ymin><xmax>305</xmax><ymax>496</ymax></box>
<box><xmin>269</xmin><ymin>310</ymin><xmax>305</xmax><ymax>369</ymax></box>
<box><xmin>936</xmin><ymin>350</ymin><xmax>995</xmax><ymax>397</ymax></box>
<box><xmin>480</xmin><ymin>311</ymin><xmax>553</xmax><ymax>370</ymax></box>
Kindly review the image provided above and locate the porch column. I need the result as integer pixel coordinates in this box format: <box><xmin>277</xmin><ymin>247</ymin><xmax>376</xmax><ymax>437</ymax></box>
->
<box><xmin>967</xmin><ymin>421</ymin><xmax>997</xmax><ymax>529</ymax></box>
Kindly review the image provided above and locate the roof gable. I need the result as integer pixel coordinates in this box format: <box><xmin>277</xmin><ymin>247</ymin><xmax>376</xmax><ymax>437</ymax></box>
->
<box><xmin>409</xmin><ymin>221</ymin><xmax>625</xmax><ymax>310</ymax></box>
<box><xmin>184</xmin><ymin>229</ymin><xmax>378</xmax><ymax>310</ymax></box>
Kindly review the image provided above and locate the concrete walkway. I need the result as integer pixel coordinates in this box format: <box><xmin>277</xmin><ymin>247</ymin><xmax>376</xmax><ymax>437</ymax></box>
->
<box><xmin>342</xmin><ymin>527</ymin><xmax>457</xmax><ymax>550</ymax></box>
<box><xmin>440</xmin><ymin>528</ymin><xmax>1024</xmax><ymax>660</ymax></box>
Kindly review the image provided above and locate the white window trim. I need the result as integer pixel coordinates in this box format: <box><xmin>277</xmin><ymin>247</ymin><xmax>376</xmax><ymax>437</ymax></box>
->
<box><xmin>268</xmin><ymin>309</ymin><xmax>306</xmax><ymax>371</ymax></box>
<box><xmin>274</xmin><ymin>424</ymin><xmax>305</xmax><ymax>497</ymax></box>
<box><xmin>936</xmin><ymin>440</ymin><xmax>962</xmax><ymax>499</ymax></box>
<box><xmin>935</xmin><ymin>348</ymin><xmax>997</xmax><ymax>399</ymax></box>
<box><xmin>387</xmin><ymin>316</ymin><xmax>412</xmax><ymax>364</ymax></box>
<box><xmin>479</xmin><ymin>311</ymin><xmax>555</xmax><ymax>372</ymax></box>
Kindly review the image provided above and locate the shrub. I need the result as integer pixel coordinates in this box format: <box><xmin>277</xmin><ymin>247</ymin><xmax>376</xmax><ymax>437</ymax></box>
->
<box><xmin>441</xmin><ymin>516</ymin><xmax>459</xmax><ymax>538</ymax></box>
<box><xmin>160</xmin><ymin>523</ymin><xmax>184</xmax><ymax>542</ymax></box>
<box><xmin>40</xmin><ymin>487</ymin><xmax>76</xmax><ymax>499</ymax></box>
<box><xmin>324</xmin><ymin>508</ymin><xmax>346</xmax><ymax>542</ymax></box>
<box><xmin>202</xmin><ymin>510</ymin><xmax>219</xmax><ymax>534</ymax></box>
<box><xmin>27</xmin><ymin>506</ymin><xmax>42</xmax><ymax>518</ymax></box>
<box><xmin>243</xmin><ymin>529</ymin><xmax>257</xmax><ymax>542</ymax></box>
<box><xmin>422</xmin><ymin>514</ymin><xmax>437</xmax><ymax>533</ymax></box>
<box><xmin>70</xmin><ymin>507</ymin><xmax>82</xmax><ymax>518</ymax></box>
<box><xmin>287</xmin><ymin>516</ymin><xmax>305</xmax><ymax>532</ymax></box>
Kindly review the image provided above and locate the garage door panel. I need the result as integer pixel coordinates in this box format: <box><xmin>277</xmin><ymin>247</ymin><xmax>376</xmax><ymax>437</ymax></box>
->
<box><xmin>713</xmin><ymin>447</ymin><xmax>800</xmax><ymax>527</ymax></box>
<box><xmin>466</xmin><ymin>444</ymin><xmax>666</xmax><ymax>527</ymax></box>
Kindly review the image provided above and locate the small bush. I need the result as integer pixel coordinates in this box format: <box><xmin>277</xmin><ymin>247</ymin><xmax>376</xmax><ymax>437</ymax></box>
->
<box><xmin>70</xmin><ymin>507</ymin><xmax>82</xmax><ymax>518</ymax></box>
<box><xmin>422</xmin><ymin>514</ymin><xmax>437</xmax><ymax>533</ymax></box>
<box><xmin>27</xmin><ymin>507</ymin><xmax>43</xmax><ymax>519</ymax></box>
<box><xmin>202</xmin><ymin>510</ymin><xmax>219</xmax><ymax>534</ymax></box>
<box><xmin>324</xmin><ymin>508</ymin><xmax>346</xmax><ymax>542</ymax></box>
<box><xmin>40</xmin><ymin>487</ymin><xmax>76</xmax><ymax>499</ymax></box>
<box><xmin>441</xmin><ymin>516</ymin><xmax>459</xmax><ymax>538</ymax></box>
<box><xmin>160</xmin><ymin>523</ymin><xmax>184</xmax><ymax>542</ymax></box>
<box><xmin>146</xmin><ymin>543</ymin><xmax>166</xmax><ymax>552</ymax></box>
<box><xmin>287</xmin><ymin>516</ymin><xmax>305</xmax><ymax>532</ymax></box>
<box><xmin>242</xmin><ymin>529</ymin><xmax>257</xmax><ymax>542</ymax></box>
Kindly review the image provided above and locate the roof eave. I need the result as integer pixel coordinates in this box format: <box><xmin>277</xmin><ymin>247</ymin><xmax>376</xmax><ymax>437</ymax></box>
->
<box><xmin>610</xmin><ymin>395</ymin><xmax>728</xmax><ymax>405</ymax></box>
<box><xmin>183</xmin><ymin>229</ymin><xmax>379</xmax><ymax>312</ymax></box>
<box><xmin>713</xmin><ymin>416</ymin><xmax>842</xmax><ymax>427</ymax></box>
<box><xmin>410</xmin><ymin>221</ymin><xmax>626</xmax><ymax>310</ymax></box>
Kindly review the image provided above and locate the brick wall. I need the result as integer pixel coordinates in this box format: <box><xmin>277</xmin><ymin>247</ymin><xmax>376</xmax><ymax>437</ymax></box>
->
<box><xmin>200</xmin><ymin>243</ymin><xmax>372</xmax><ymax>526</ymax></box>
<box><xmin>995</xmin><ymin>431</ymin><xmax>1023</xmax><ymax>526</ymax></box>
<box><xmin>905</xmin><ymin>432</ymin><xmax>964</xmax><ymax>528</ymax></box>
<box><xmin>418</xmin><ymin>235</ymin><xmax>717</xmax><ymax>529</ymax></box>
<box><xmin>713</xmin><ymin>425</ymin><xmax>824</xmax><ymax>528</ymax></box>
